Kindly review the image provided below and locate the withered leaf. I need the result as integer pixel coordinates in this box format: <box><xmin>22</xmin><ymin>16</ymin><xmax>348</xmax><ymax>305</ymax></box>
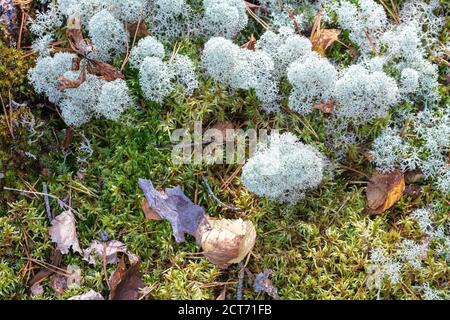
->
<box><xmin>241</xmin><ymin>35</ymin><xmax>257</xmax><ymax>50</ymax></box>
<box><xmin>405</xmin><ymin>171</ymin><xmax>425</xmax><ymax>184</ymax></box>
<box><xmin>310</xmin><ymin>11</ymin><xmax>340</xmax><ymax>56</ymax></box>
<box><xmin>58</xmin><ymin>67</ymin><xmax>86</xmax><ymax>91</ymax></box>
<box><xmin>68</xmin><ymin>290</ymin><xmax>104</xmax><ymax>300</ymax></box>
<box><xmin>127</xmin><ymin>21</ymin><xmax>150</xmax><ymax>38</ymax></box>
<box><xmin>29</xmin><ymin>249</ymin><xmax>62</xmax><ymax>286</ymax></box>
<box><xmin>109</xmin><ymin>258</ymin><xmax>145</xmax><ymax>300</ymax></box>
<box><xmin>313</xmin><ymin>101</ymin><xmax>335</xmax><ymax>114</ymax></box>
<box><xmin>50</xmin><ymin>273</ymin><xmax>67</xmax><ymax>296</ymax></box>
<box><xmin>139</xmin><ymin>178</ymin><xmax>257</xmax><ymax>268</ymax></box>
<box><xmin>138</xmin><ymin>179</ymin><xmax>207</xmax><ymax>243</ymax></box>
<box><xmin>196</xmin><ymin>218</ymin><xmax>257</xmax><ymax>268</ymax></box>
<box><xmin>254</xmin><ymin>270</ymin><xmax>279</xmax><ymax>299</ymax></box>
<box><xmin>87</xmin><ymin>60</ymin><xmax>124</xmax><ymax>81</ymax></box>
<box><xmin>366</xmin><ymin>169</ymin><xmax>405</xmax><ymax>214</ymax></box>
<box><xmin>66</xmin><ymin>15</ymin><xmax>95</xmax><ymax>56</ymax></box>
<box><xmin>49</xmin><ymin>211</ymin><xmax>82</xmax><ymax>255</ymax></box>
<box><xmin>83</xmin><ymin>240</ymin><xmax>139</xmax><ymax>266</ymax></box>
<box><xmin>141</xmin><ymin>198</ymin><xmax>162</xmax><ymax>221</ymax></box>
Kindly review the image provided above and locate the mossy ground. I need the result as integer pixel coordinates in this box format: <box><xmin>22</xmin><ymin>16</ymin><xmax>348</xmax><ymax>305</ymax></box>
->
<box><xmin>0</xmin><ymin>0</ymin><xmax>448</xmax><ymax>300</ymax></box>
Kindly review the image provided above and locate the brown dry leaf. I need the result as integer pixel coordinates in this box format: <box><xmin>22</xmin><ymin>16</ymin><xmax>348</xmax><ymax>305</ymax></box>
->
<box><xmin>66</xmin><ymin>15</ymin><xmax>95</xmax><ymax>56</ymax></box>
<box><xmin>127</xmin><ymin>21</ymin><xmax>150</xmax><ymax>38</ymax></box>
<box><xmin>58</xmin><ymin>67</ymin><xmax>86</xmax><ymax>91</ymax></box>
<box><xmin>109</xmin><ymin>258</ymin><xmax>146</xmax><ymax>300</ymax></box>
<box><xmin>313</xmin><ymin>101</ymin><xmax>335</xmax><ymax>114</ymax></box>
<box><xmin>311</xmin><ymin>29</ymin><xmax>341</xmax><ymax>56</ymax></box>
<box><xmin>141</xmin><ymin>198</ymin><xmax>162</xmax><ymax>221</ymax></box>
<box><xmin>241</xmin><ymin>35</ymin><xmax>257</xmax><ymax>50</ymax></box>
<box><xmin>83</xmin><ymin>240</ymin><xmax>139</xmax><ymax>266</ymax></box>
<box><xmin>366</xmin><ymin>169</ymin><xmax>405</xmax><ymax>214</ymax></box>
<box><xmin>310</xmin><ymin>10</ymin><xmax>340</xmax><ymax>56</ymax></box>
<box><xmin>49</xmin><ymin>211</ymin><xmax>82</xmax><ymax>255</ymax></box>
<box><xmin>87</xmin><ymin>60</ymin><xmax>124</xmax><ymax>81</ymax></box>
<box><xmin>196</xmin><ymin>218</ymin><xmax>257</xmax><ymax>268</ymax></box>
<box><xmin>29</xmin><ymin>249</ymin><xmax>62</xmax><ymax>286</ymax></box>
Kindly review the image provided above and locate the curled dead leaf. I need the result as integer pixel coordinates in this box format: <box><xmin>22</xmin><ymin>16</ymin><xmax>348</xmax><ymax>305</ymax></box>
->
<box><xmin>109</xmin><ymin>258</ymin><xmax>146</xmax><ymax>300</ymax></box>
<box><xmin>310</xmin><ymin>10</ymin><xmax>340</xmax><ymax>56</ymax></box>
<box><xmin>127</xmin><ymin>21</ymin><xmax>150</xmax><ymax>38</ymax></box>
<box><xmin>49</xmin><ymin>211</ymin><xmax>82</xmax><ymax>255</ymax></box>
<box><xmin>87</xmin><ymin>60</ymin><xmax>124</xmax><ymax>81</ymax></box>
<box><xmin>241</xmin><ymin>35</ymin><xmax>257</xmax><ymax>50</ymax></box>
<box><xmin>366</xmin><ymin>169</ymin><xmax>405</xmax><ymax>214</ymax></box>
<box><xmin>195</xmin><ymin>217</ymin><xmax>256</xmax><ymax>269</ymax></box>
<box><xmin>139</xmin><ymin>179</ymin><xmax>256</xmax><ymax>268</ymax></box>
<box><xmin>58</xmin><ymin>67</ymin><xmax>86</xmax><ymax>91</ymax></box>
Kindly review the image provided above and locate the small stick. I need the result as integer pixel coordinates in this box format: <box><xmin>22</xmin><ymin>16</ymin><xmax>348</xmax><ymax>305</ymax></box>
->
<box><xmin>236</xmin><ymin>261</ymin><xmax>245</xmax><ymax>300</ymax></box>
<box><xmin>201</xmin><ymin>176</ymin><xmax>241</xmax><ymax>212</ymax></box>
<box><xmin>288</xmin><ymin>10</ymin><xmax>302</xmax><ymax>35</ymax></box>
<box><xmin>121</xmin><ymin>19</ymin><xmax>142</xmax><ymax>71</ymax></box>
<box><xmin>378</xmin><ymin>0</ymin><xmax>400</xmax><ymax>24</ymax></box>
<box><xmin>17</xmin><ymin>10</ymin><xmax>26</xmax><ymax>49</ymax></box>
<box><xmin>3</xmin><ymin>187</ymin><xmax>81</xmax><ymax>216</ymax></box>
<box><xmin>42</xmin><ymin>182</ymin><xmax>52</xmax><ymax>221</ymax></box>
<box><xmin>0</xmin><ymin>95</ymin><xmax>14</xmax><ymax>139</ymax></box>
<box><xmin>363</xmin><ymin>28</ymin><xmax>380</xmax><ymax>56</ymax></box>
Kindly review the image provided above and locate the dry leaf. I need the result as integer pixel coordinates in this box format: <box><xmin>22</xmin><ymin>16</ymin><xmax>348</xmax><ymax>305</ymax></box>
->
<box><xmin>29</xmin><ymin>249</ymin><xmax>62</xmax><ymax>286</ymax></box>
<box><xmin>30</xmin><ymin>283</ymin><xmax>44</xmax><ymax>298</ymax></box>
<box><xmin>58</xmin><ymin>67</ymin><xmax>86</xmax><ymax>91</ymax></box>
<box><xmin>241</xmin><ymin>35</ymin><xmax>257</xmax><ymax>50</ymax></box>
<box><xmin>68</xmin><ymin>290</ymin><xmax>104</xmax><ymax>300</ymax></box>
<box><xmin>67</xmin><ymin>15</ymin><xmax>95</xmax><ymax>56</ymax></box>
<box><xmin>141</xmin><ymin>198</ymin><xmax>162</xmax><ymax>221</ymax></box>
<box><xmin>109</xmin><ymin>258</ymin><xmax>145</xmax><ymax>300</ymax></box>
<box><xmin>66</xmin><ymin>265</ymin><xmax>83</xmax><ymax>287</ymax></box>
<box><xmin>139</xmin><ymin>178</ymin><xmax>257</xmax><ymax>268</ymax></box>
<box><xmin>405</xmin><ymin>171</ymin><xmax>425</xmax><ymax>184</ymax></box>
<box><xmin>50</xmin><ymin>273</ymin><xmax>67</xmax><ymax>296</ymax></box>
<box><xmin>366</xmin><ymin>169</ymin><xmax>405</xmax><ymax>214</ymax></box>
<box><xmin>139</xmin><ymin>179</ymin><xmax>207</xmax><ymax>243</ymax></box>
<box><xmin>313</xmin><ymin>101</ymin><xmax>335</xmax><ymax>113</ymax></box>
<box><xmin>196</xmin><ymin>218</ymin><xmax>257</xmax><ymax>268</ymax></box>
<box><xmin>254</xmin><ymin>270</ymin><xmax>279</xmax><ymax>299</ymax></box>
<box><xmin>312</xmin><ymin>29</ymin><xmax>341</xmax><ymax>56</ymax></box>
<box><xmin>49</xmin><ymin>211</ymin><xmax>82</xmax><ymax>255</ymax></box>
<box><xmin>87</xmin><ymin>60</ymin><xmax>124</xmax><ymax>81</ymax></box>
<box><xmin>127</xmin><ymin>21</ymin><xmax>150</xmax><ymax>38</ymax></box>
<box><xmin>310</xmin><ymin>11</ymin><xmax>340</xmax><ymax>56</ymax></box>
<box><xmin>83</xmin><ymin>240</ymin><xmax>139</xmax><ymax>266</ymax></box>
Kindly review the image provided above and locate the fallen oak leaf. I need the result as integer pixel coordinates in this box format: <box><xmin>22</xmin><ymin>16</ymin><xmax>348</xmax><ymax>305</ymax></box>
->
<box><xmin>141</xmin><ymin>198</ymin><xmax>163</xmax><ymax>221</ymax></box>
<box><xmin>109</xmin><ymin>258</ymin><xmax>145</xmax><ymax>300</ymax></box>
<box><xmin>366</xmin><ymin>169</ymin><xmax>405</xmax><ymax>214</ymax></box>
<box><xmin>127</xmin><ymin>21</ymin><xmax>150</xmax><ymax>38</ymax></box>
<box><xmin>49</xmin><ymin>210</ymin><xmax>82</xmax><ymax>255</ymax></box>
<box><xmin>66</xmin><ymin>14</ymin><xmax>95</xmax><ymax>56</ymax></box>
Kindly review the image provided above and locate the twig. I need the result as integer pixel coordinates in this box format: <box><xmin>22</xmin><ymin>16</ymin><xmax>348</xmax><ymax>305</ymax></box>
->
<box><xmin>245</xmin><ymin>5</ymin><xmax>272</xmax><ymax>31</ymax></box>
<box><xmin>42</xmin><ymin>182</ymin><xmax>52</xmax><ymax>221</ymax></box>
<box><xmin>363</xmin><ymin>28</ymin><xmax>380</xmax><ymax>56</ymax></box>
<box><xmin>17</xmin><ymin>10</ymin><xmax>26</xmax><ymax>49</ymax></box>
<box><xmin>338</xmin><ymin>164</ymin><xmax>370</xmax><ymax>179</ymax></box>
<box><xmin>236</xmin><ymin>261</ymin><xmax>245</xmax><ymax>300</ymax></box>
<box><xmin>288</xmin><ymin>10</ymin><xmax>302</xmax><ymax>35</ymax></box>
<box><xmin>3</xmin><ymin>187</ymin><xmax>81</xmax><ymax>216</ymax></box>
<box><xmin>378</xmin><ymin>0</ymin><xmax>400</xmax><ymax>24</ymax></box>
<box><xmin>121</xmin><ymin>19</ymin><xmax>142</xmax><ymax>71</ymax></box>
<box><xmin>201</xmin><ymin>176</ymin><xmax>241</xmax><ymax>212</ymax></box>
<box><xmin>0</xmin><ymin>94</ymin><xmax>14</xmax><ymax>139</ymax></box>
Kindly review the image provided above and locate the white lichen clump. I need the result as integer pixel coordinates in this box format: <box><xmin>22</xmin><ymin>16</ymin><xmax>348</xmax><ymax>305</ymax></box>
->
<box><xmin>88</xmin><ymin>9</ymin><xmax>128</xmax><ymax>61</ymax></box>
<box><xmin>202</xmin><ymin>0</ymin><xmax>248</xmax><ymax>38</ymax></box>
<box><xmin>242</xmin><ymin>133</ymin><xmax>327</xmax><ymax>203</ymax></box>
<box><xmin>129</xmin><ymin>36</ymin><xmax>166</xmax><ymax>69</ymax></box>
<box><xmin>334</xmin><ymin>65</ymin><xmax>399</xmax><ymax>122</ymax></box>
<box><xmin>287</xmin><ymin>53</ymin><xmax>337</xmax><ymax>114</ymax></box>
